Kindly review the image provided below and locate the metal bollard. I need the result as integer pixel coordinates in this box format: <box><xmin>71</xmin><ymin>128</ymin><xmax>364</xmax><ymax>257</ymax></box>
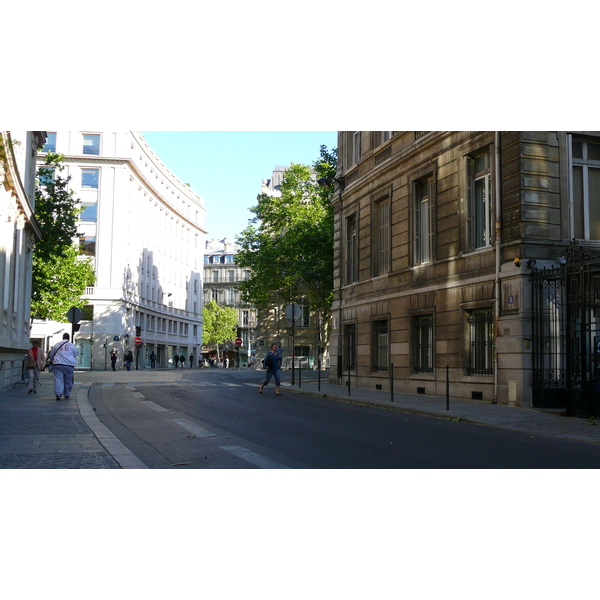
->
<box><xmin>446</xmin><ymin>365</ymin><xmax>450</xmax><ymax>411</ymax></box>
<box><xmin>347</xmin><ymin>364</ymin><xmax>351</xmax><ymax>396</ymax></box>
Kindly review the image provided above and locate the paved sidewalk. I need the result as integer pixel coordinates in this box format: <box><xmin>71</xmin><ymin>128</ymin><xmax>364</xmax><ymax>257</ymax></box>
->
<box><xmin>0</xmin><ymin>370</ymin><xmax>146</xmax><ymax>468</ymax></box>
<box><xmin>285</xmin><ymin>377</ymin><xmax>600</xmax><ymax>445</ymax></box>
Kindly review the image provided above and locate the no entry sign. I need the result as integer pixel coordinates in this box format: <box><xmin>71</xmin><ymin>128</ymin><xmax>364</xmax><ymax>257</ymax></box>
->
<box><xmin>134</xmin><ymin>337</ymin><xmax>142</xmax><ymax>345</ymax></box>
<box><xmin>235</xmin><ymin>338</ymin><xmax>243</xmax><ymax>346</ymax></box>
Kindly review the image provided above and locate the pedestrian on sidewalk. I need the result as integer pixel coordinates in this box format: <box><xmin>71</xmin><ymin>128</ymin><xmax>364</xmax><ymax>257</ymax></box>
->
<box><xmin>48</xmin><ymin>333</ymin><xmax>78</xmax><ymax>401</ymax></box>
<box><xmin>150</xmin><ymin>351</ymin><xmax>156</xmax><ymax>368</ymax></box>
<box><xmin>259</xmin><ymin>344</ymin><xmax>281</xmax><ymax>396</ymax></box>
<box><xmin>180</xmin><ymin>354</ymin><xmax>186</xmax><ymax>368</ymax></box>
<box><xmin>125</xmin><ymin>351</ymin><xmax>133</xmax><ymax>371</ymax></box>
<box><xmin>26</xmin><ymin>341</ymin><xmax>46</xmax><ymax>394</ymax></box>
<box><xmin>110</xmin><ymin>348</ymin><xmax>118</xmax><ymax>371</ymax></box>
<box><xmin>174</xmin><ymin>353</ymin><xmax>179</xmax><ymax>367</ymax></box>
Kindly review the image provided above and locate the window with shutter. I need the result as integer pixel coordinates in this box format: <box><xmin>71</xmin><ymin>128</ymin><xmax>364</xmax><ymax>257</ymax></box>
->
<box><xmin>413</xmin><ymin>177</ymin><xmax>434</xmax><ymax>265</ymax></box>
<box><xmin>466</xmin><ymin>151</ymin><xmax>492</xmax><ymax>251</ymax></box>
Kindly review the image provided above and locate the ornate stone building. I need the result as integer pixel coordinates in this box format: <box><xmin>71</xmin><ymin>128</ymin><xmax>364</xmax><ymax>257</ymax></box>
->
<box><xmin>330</xmin><ymin>131</ymin><xmax>600</xmax><ymax>415</ymax></box>
<box><xmin>0</xmin><ymin>131</ymin><xmax>45</xmax><ymax>391</ymax></box>
<box><xmin>202</xmin><ymin>237</ymin><xmax>257</xmax><ymax>366</ymax></box>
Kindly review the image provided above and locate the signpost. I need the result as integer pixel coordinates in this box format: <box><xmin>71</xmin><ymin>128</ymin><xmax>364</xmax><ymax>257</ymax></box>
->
<box><xmin>235</xmin><ymin>338</ymin><xmax>242</xmax><ymax>368</ymax></box>
<box><xmin>134</xmin><ymin>337</ymin><xmax>142</xmax><ymax>370</ymax></box>
<box><xmin>285</xmin><ymin>304</ymin><xmax>301</xmax><ymax>385</ymax></box>
<box><xmin>67</xmin><ymin>306</ymin><xmax>82</xmax><ymax>342</ymax></box>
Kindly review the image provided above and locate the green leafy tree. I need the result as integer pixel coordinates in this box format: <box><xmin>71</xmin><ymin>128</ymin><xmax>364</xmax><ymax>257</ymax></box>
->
<box><xmin>202</xmin><ymin>300</ymin><xmax>238</xmax><ymax>359</ymax></box>
<box><xmin>235</xmin><ymin>145</ymin><xmax>337</xmax><ymax>322</ymax></box>
<box><xmin>31</xmin><ymin>152</ymin><xmax>96</xmax><ymax>321</ymax></box>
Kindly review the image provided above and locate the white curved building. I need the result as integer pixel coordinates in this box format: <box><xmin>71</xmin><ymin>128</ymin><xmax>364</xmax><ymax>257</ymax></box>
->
<box><xmin>32</xmin><ymin>131</ymin><xmax>206</xmax><ymax>370</ymax></box>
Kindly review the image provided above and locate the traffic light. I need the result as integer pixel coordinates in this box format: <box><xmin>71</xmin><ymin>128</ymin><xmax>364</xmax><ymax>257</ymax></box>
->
<box><xmin>135</xmin><ymin>326</ymin><xmax>141</xmax><ymax>336</ymax></box>
<box><xmin>103</xmin><ymin>343</ymin><xmax>108</xmax><ymax>348</ymax></box>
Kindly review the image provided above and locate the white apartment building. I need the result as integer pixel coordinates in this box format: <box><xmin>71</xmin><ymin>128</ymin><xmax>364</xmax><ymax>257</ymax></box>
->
<box><xmin>32</xmin><ymin>131</ymin><xmax>206</xmax><ymax>370</ymax></box>
<box><xmin>0</xmin><ymin>131</ymin><xmax>45</xmax><ymax>391</ymax></box>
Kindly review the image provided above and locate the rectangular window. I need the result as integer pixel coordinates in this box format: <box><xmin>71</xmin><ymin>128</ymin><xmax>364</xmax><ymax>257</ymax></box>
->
<box><xmin>227</xmin><ymin>288</ymin><xmax>235</xmax><ymax>303</ymax></box>
<box><xmin>413</xmin><ymin>314</ymin><xmax>434</xmax><ymax>374</ymax></box>
<box><xmin>571</xmin><ymin>137</ymin><xmax>600</xmax><ymax>240</ymax></box>
<box><xmin>373</xmin><ymin>319</ymin><xmax>389</xmax><ymax>372</ymax></box>
<box><xmin>343</xmin><ymin>323</ymin><xmax>357</xmax><ymax>370</ymax></box>
<box><xmin>467</xmin><ymin>308</ymin><xmax>494</xmax><ymax>375</ymax></box>
<box><xmin>346</xmin><ymin>214</ymin><xmax>358</xmax><ymax>284</ymax></box>
<box><xmin>243</xmin><ymin>310</ymin><xmax>249</xmax><ymax>326</ymax></box>
<box><xmin>466</xmin><ymin>151</ymin><xmax>492</xmax><ymax>250</ymax></box>
<box><xmin>212</xmin><ymin>288</ymin><xmax>219</xmax><ymax>302</ymax></box>
<box><xmin>382</xmin><ymin>131</ymin><xmax>392</xmax><ymax>143</ymax></box>
<box><xmin>42</xmin><ymin>132</ymin><xmax>56</xmax><ymax>153</ymax></box>
<box><xmin>352</xmin><ymin>132</ymin><xmax>361</xmax><ymax>165</ymax></box>
<box><xmin>228</xmin><ymin>270</ymin><xmax>235</xmax><ymax>282</ymax></box>
<box><xmin>212</xmin><ymin>270</ymin><xmax>219</xmax><ymax>282</ymax></box>
<box><xmin>83</xmin><ymin>134</ymin><xmax>100</xmax><ymax>155</ymax></box>
<box><xmin>79</xmin><ymin>235</ymin><xmax>96</xmax><ymax>256</ymax></box>
<box><xmin>413</xmin><ymin>177</ymin><xmax>434</xmax><ymax>265</ymax></box>
<box><xmin>373</xmin><ymin>199</ymin><xmax>390</xmax><ymax>276</ymax></box>
<box><xmin>81</xmin><ymin>168</ymin><xmax>99</xmax><ymax>189</ymax></box>
<box><xmin>81</xmin><ymin>203</ymin><xmax>97</xmax><ymax>221</ymax></box>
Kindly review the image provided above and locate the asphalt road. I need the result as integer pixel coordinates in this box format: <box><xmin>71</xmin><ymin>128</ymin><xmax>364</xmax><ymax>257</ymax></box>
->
<box><xmin>87</xmin><ymin>369</ymin><xmax>600</xmax><ymax>468</ymax></box>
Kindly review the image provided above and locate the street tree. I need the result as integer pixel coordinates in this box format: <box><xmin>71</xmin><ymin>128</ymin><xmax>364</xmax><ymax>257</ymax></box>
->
<box><xmin>31</xmin><ymin>152</ymin><xmax>95</xmax><ymax>321</ymax></box>
<box><xmin>202</xmin><ymin>300</ymin><xmax>238</xmax><ymax>361</ymax></box>
<box><xmin>235</xmin><ymin>145</ymin><xmax>337</xmax><ymax>327</ymax></box>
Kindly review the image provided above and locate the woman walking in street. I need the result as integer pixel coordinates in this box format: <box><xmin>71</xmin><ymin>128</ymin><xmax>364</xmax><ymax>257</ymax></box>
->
<box><xmin>48</xmin><ymin>333</ymin><xmax>78</xmax><ymax>401</ymax></box>
<box><xmin>259</xmin><ymin>344</ymin><xmax>282</xmax><ymax>396</ymax></box>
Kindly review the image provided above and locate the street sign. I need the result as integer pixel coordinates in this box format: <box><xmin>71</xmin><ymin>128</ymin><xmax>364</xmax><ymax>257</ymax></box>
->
<box><xmin>285</xmin><ymin>304</ymin><xmax>302</xmax><ymax>321</ymax></box>
<box><xmin>235</xmin><ymin>338</ymin><xmax>243</xmax><ymax>346</ymax></box>
<box><xmin>134</xmin><ymin>336</ymin><xmax>142</xmax><ymax>346</ymax></box>
<box><xmin>67</xmin><ymin>306</ymin><xmax>82</xmax><ymax>324</ymax></box>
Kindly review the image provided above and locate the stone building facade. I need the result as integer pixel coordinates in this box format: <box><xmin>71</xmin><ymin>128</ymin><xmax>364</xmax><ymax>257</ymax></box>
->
<box><xmin>329</xmin><ymin>131</ymin><xmax>600</xmax><ymax>412</ymax></box>
<box><xmin>203</xmin><ymin>237</ymin><xmax>257</xmax><ymax>366</ymax></box>
<box><xmin>31</xmin><ymin>131</ymin><xmax>206</xmax><ymax>370</ymax></box>
<box><xmin>0</xmin><ymin>131</ymin><xmax>45</xmax><ymax>391</ymax></box>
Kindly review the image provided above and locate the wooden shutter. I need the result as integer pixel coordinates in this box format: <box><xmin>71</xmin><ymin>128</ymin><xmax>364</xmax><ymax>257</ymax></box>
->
<box><xmin>413</xmin><ymin>182</ymin><xmax>421</xmax><ymax>264</ymax></box>
<box><xmin>427</xmin><ymin>178</ymin><xmax>435</xmax><ymax>263</ymax></box>
<box><xmin>466</xmin><ymin>157</ymin><xmax>474</xmax><ymax>251</ymax></box>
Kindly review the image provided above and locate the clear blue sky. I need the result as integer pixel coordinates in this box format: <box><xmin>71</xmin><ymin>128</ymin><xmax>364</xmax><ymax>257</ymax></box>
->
<box><xmin>140</xmin><ymin>131</ymin><xmax>337</xmax><ymax>242</ymax></box>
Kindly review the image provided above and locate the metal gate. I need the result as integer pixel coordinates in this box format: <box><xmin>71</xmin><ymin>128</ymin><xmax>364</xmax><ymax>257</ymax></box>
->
<box><xmin>532</xmin><ymin>241</ymin><xmax>600</xmax><ymax>417</ymax></box>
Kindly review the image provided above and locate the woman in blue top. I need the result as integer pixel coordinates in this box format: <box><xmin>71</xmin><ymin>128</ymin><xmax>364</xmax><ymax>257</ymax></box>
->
<box><xmin>259</xmin><ymin>344</ymin><xmax>281</xmax><ymax>395</ymax></box>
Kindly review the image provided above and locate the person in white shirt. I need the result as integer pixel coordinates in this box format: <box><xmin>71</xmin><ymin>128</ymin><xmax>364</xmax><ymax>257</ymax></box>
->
<box><xmin>48</xmin><ymin>333</ymin><xmax>78</xmax><ymax>401</ymax></box>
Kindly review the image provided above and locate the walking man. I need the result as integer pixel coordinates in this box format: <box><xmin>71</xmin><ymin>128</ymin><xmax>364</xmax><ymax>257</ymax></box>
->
<box><xmin>150</xmin><ymin>351</ymin><xmax>156</xmax><ymax>368</ymax></box>
<box><xmin>26</xmin><ymin>341</ymin><xmax>45</xmax><ymax>394</ymax></box>
<box><xmin>259</xmin><ymin>344</ymin><xmax>282</xmax><ymax>396</ymax></box>
<box><xmin>110</xmin><ymin>348</ymin><xmax>118</xmax><ymax>371</ymax></box>
<box><xmin>49</xmin><ymin>333</ymin><xmax>78</xmax><ymax>401</ymax></box>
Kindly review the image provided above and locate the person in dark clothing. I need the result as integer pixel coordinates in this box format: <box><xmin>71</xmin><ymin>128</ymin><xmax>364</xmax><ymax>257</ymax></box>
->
<box><xmin>180</xmin><ymin>355</ymin><xmax>186</xmax><ymax>368</ymax></box>
<box><xmin>110</xmin><ymin>348</ymin><xmax>118</xmax><ymax>371</ymax></box>
<box><xmin>259</xmin><ymin>344</ymin><xmax>281</xmax><ymax>395</ymax></box>
<box><xmin>125</xmin><ymin>351</ymin><xmax>133</xmax><ymax>371</ymax></box>
<box><xmin>174</xmin><ymin>353</ymin><xmax>179</xmax><ymax>367</ymax></box>
<box><xmin>150</xmin><ymin>351</ymin><xmax>156</xmax><ymax>368</ymax></box>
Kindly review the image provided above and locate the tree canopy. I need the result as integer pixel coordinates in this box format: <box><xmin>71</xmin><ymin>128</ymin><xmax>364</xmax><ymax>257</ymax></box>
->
<box><xmin>31</xmin><ymin>152</ymin><xmax>95</xmax><ymax>321</ymax></box>
<box><xmin>202</xmin><ymin>300</ymin><xmax>238</xmax><ymax>349</ymax></box>
<box><xmin>235</xmin><ymin>145</ymin><xmax>337</xmax><ymax>320</ymax></box>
